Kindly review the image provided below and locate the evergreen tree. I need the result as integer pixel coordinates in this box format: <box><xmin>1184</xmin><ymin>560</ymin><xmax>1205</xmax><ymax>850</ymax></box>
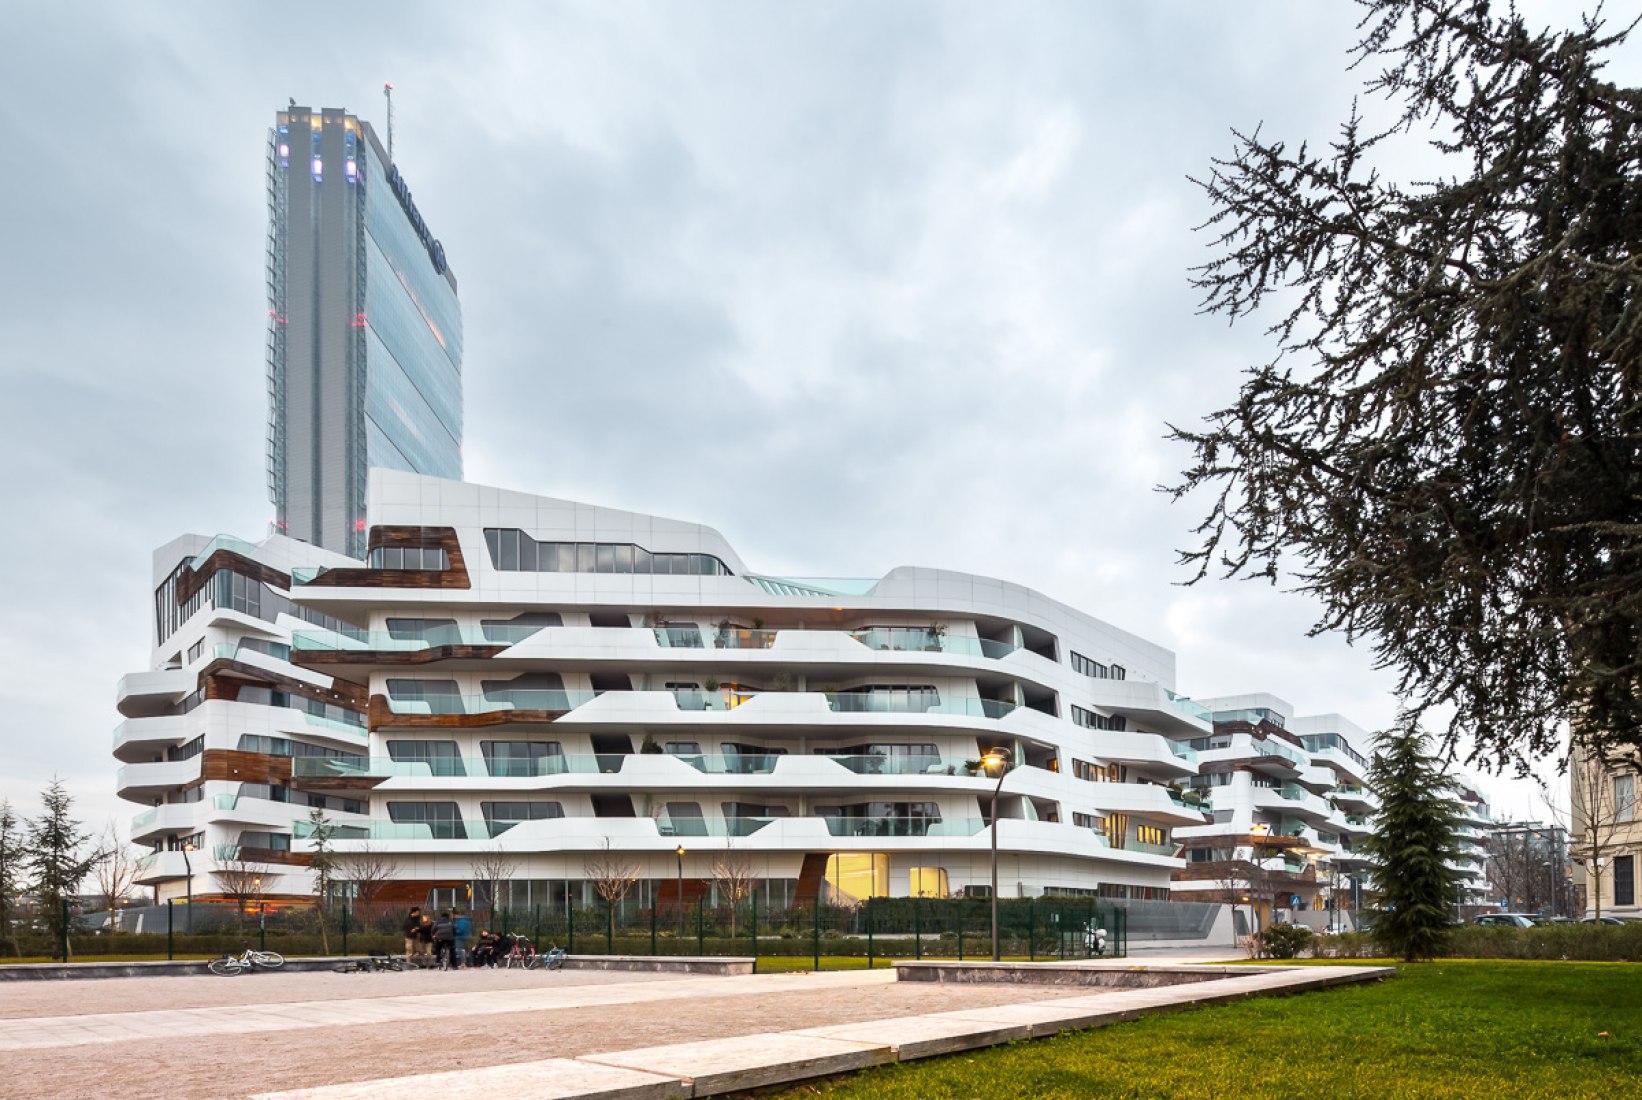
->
<box><xmin>0</xmin><ymin>800</ymin><xmax>23</xmax><ymax>956</ymax></box>
<box><xmin>1362</xmin><ymin>729</ymin><xmax>1466</xmax><ymax>961</ymax></box>
<box><xmin>25</xmin><ymin>780</ymin><xmax>99</xmax><ymax>957</ymax></box>
<box><xmin>1171</xmin><ymin>0</ymin><xmax>1642</xmax><ymax>767</ymax></box>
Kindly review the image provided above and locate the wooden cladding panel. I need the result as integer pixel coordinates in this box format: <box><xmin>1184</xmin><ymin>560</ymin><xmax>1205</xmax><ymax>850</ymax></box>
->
<box><xmin>200</xmin><ymin>658</ymin><xmax>368</xmax><ymax>711</ymax></box>
<box><xmin>292</xmin><ymin>644</ymin><xmax>503</xmax><ymax>670</ymax></box>
<box><xmin>175</xmin><ymin>550</ymin><xmax>291</xmax><ymax>605</ymax></box>
<box><xmin>200</xmin><ymin>749</ymin><xmax>294</xmax><ymax>786</ymax></box>
<box><xmin>368</xmin><ymin>694</ymin><xmax>567</xmax><ymax>730</ymax></box>
<box><xmin>300</xmin><ymin>526</ymin><xmax>470</xmax><ymax>590</ymax></box>
<box><xmin>288</xmin><ymin>775</ymin><xmax>386</xmax><ymax>794</ymax></box>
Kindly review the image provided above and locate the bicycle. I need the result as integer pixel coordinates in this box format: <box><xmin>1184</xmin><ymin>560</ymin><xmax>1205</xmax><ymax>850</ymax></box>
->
<box><xmin>535</xmin><ymin>945</ymin><xmax>567</xmax><ymax>971</ymax></box>
<box><xmin>208</xmin><ymin>947</ymin><xmax>286</xmax><ymax>976</ymax></box>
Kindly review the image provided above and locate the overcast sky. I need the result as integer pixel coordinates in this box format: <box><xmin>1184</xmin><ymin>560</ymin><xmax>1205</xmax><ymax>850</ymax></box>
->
<box><xmin>2</xmin><ymin>1</ymin><xmax>1622</xmax><ymax>831</ymax></box>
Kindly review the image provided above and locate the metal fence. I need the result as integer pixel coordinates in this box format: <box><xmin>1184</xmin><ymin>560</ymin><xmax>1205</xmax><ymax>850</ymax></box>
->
<box><xmin>20</xmin><ymin>896</ymin><xmax>1126</xmax><ymax>966</ymax></box>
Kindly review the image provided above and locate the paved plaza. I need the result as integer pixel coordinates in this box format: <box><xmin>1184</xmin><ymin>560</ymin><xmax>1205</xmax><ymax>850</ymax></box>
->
<box><xmin>0</xmin><ymin>959</ymin><xmax>1390</xmax><ymax>1098</ymax></box>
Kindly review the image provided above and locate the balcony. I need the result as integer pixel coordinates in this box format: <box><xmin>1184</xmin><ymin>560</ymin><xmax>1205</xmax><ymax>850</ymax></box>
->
<box><xmin>112</xmin><ymin>714</ymin><xmax>192</xmax><ymax>763</ymax></box>
<box><xmin>116</xmin><ymin>759</ymin><xmax>202</xmax><ymax>801</ymax></box>
<box><xmin>133</xmin><ymin>850</ymin><xmax>194</xmax><ymax>886</ymax></box>
<box><xmin>849</xmin><ymin>630</ymin><xmax>1018</xmax><ymax>661</ymax></box>
<box><xmin>825</xmin><ymin>693</ymin><xmax>1016</xmax><ymax>719</ymax></box>
<box><xmin>374</xmin><ymin>689</ymin><xmax>596</xmax><ymax>728</ymax></box>
<box><xmin>822</xmin><ymin>816</ymin><xmax>988</xmax><ymax>838</ymax></box>
<box><xmin>115</xmin><ymin>668</ymin><xmax>195</xmax><ymax>719</ymax></box>
<box><xmin>129</xmin><ymin>803</ymin><xmax>203</xmax><ymax>842</ymax></box>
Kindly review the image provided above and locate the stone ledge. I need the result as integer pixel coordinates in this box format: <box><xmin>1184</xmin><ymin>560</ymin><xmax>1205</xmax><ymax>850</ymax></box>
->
<box><xmin>0</xmin><ymin>956</ymin><xmax>374</xmax><ymax>982</ymax></box>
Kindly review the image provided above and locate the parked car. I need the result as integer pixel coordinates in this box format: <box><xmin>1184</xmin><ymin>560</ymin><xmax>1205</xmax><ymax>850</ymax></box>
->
<box><xmin>1473</xmin><ymin>913</ymin><xmax>1543</xmax><ymax>928</ymax></box>
<box><xmin>1578</xmin><ymin>915</ymin><xmax>1634</xmax><ymax>925</ymax></box>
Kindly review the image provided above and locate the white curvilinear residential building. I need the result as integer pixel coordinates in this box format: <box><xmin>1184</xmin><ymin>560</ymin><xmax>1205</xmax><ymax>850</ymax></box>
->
<box><xmin>119</xmin><ymin>470</ymin><xmax>1217</xmax><ymax>910</ymax></box>
<box><xmin>1168</xmin><ymin>694</ymin><xmax>1378</xmax><ymax>932</ymax></box>
<box><xmin>117</xmin><ymin>534</ymin><xmax>374</xmax><ymax>903</ymax></box>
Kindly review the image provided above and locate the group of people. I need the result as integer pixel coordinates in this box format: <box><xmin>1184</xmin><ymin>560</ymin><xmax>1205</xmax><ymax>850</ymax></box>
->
<box><xmin>400</xmin><ymin>905</ymin><xmax>557</xmax><ymax>969</ymax></box>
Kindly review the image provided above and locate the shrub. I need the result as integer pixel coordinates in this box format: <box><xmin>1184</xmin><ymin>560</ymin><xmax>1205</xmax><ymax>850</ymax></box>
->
<box><xmin>1312</xmin><ymin>930</ymin><xmax>1378</xmax><ymax>959</ymax></box>
<box><xmin>1442</xmin><ymin>922</ymin><xmax>1642</xmax><ymax>962</ymax></box>
<box><xmin>1259</xmin><ymin>922</ymin><xmax>1315</xmax><ymax>959</ymax></box>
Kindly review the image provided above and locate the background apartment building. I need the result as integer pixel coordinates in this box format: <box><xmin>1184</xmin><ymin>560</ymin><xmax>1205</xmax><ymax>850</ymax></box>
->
<box><xmin>1169</xmin><ymin>695</ymin><xmax>1376</xmax><ymax>935</ymax></box>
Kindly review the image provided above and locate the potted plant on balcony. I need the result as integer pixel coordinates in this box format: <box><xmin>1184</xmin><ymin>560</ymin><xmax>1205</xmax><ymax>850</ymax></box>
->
<box><xmin>925</xmin><ymin>623</ymin><xmax>946</xmax><ymax>651</ymax></box>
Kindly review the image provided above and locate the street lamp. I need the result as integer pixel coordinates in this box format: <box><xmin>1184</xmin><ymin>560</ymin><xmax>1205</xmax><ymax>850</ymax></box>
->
<box><xmin>983</xmin><ymin>747</ymin><xmax>1013</xmax><ymax>962</ymax></box>
<box><xmin>180</xmin><ymin>842</ymin><xmax>195</xmax><ymax>935</ymax></box>
<box><xmin>675</xmin><ymin>845</ymin><xmax>686</xmax><ymax>936</ymax></box>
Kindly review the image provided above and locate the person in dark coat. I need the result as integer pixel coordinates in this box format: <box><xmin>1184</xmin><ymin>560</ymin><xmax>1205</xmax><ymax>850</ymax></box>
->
<box><xmin>432</xmin><ymin>911</ymin><xmax>458</xmax><ymax>970</ymax></box>
<box><xmin>402</xmin><ymin>906</ymin><xmax>423</xmax><ymax>963</ymax></box>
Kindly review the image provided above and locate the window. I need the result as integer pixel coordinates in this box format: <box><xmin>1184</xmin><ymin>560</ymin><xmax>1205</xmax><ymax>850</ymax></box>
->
<box><xmin>1073</xmin><ymin>811</ymin><xmax>1106</xmax><ymax>831</ymax></box>
<box><xmin>480</xmin><ymin>741</ymin><xmax>563</xmax><ymax>777</ymax></box>
<box><xmin>1615</xmin><ymin>854</ymin><xmax>1636</xmax><ymax>908</ymax></box>
<box><xmin>1616</xmin><ymin>775</ymin><xmax>1636</xmax><ymax>821</ymax></box>
<box><xmin>236</xmin><ymin>735</ymin><xmax>363</xmax><ymax>764</ymax></box>
<box><xmin>480</xmin><ymin>801</ymin><xmax>564</xmax><ymax>836</ymax></box>
<box><xmin>482</xmin><ymin>529</ymin><xmax>733</xmax><ymax>576</ymax></box>
<box><xmin>1071</xmin><ymin>705</ymin><xmax>1127</xmax><ymax>732</ymax></box>
<box><xmin>385</xmin><ymin>618</ymin><xmax>459</xmax><ymax>642</ymax></box>
<box><xmin>187</xmin><ymin>639</ymin><xmax>204</xmax><ymax>663</ymax></box>
<box><xmin>386</xmin><ymin>740</ymin><xmax>464</xmax><ymax>776</ymax></box>
<box><xmin>167</xmin><ymin>736</ymin><xmax>204</xmax><ymax>762</ymax></box>
<box><xmin>386</xmin><ymin>801</ymin><xmax>465</xmax><ymax>840</ymax></box>
<box><xmin>1070</xmin><ymin>651</ymin><xmax>1126</xmax><ymax>680</ymax></box>
<box><xmin>367</xmin><ymin>545</ymin><xmax>449</xmax><ymax>570</ymax></box>
<box><xmin>1135</xmin><ymin>824</ymin><xmax>1167</xmax><ymax>847</ymax></box>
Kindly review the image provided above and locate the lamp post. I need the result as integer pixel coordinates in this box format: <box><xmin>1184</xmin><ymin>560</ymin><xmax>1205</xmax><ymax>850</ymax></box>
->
<box><xmin>983</xmin><ymin>747</ymin><xmax>1013</xmax><ymax>962</ymax></box>
<box><xmin>180</xmin><ymin>842</ymin><xmax>195</xmax><ymax>935</ymax></box>
<box><xmin>675</xmin><ymin>845</ymin><xmax>686</xmax><ymax>936</ymax></box>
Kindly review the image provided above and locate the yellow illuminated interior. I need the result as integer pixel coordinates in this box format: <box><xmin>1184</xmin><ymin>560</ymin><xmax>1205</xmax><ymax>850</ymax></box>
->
<box><xmin>908</xmin><ymin>867</ymin><xmax>949</xmax><ymax>898</ymax></box>
<box><xmin>824</xmin><ymin>853</ymin><xmax>889</xmax><ymax>901</ymax></box>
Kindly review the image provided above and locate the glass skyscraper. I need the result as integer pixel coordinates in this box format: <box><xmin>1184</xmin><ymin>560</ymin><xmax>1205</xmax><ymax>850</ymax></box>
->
<box><xmin>265</xmin><ymin>104</ymin><xmax>463</xmax><ymax>558</ymax></box>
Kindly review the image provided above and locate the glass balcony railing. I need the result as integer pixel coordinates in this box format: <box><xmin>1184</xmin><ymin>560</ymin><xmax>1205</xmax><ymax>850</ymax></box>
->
<box><xmin>293</xmin><ymin>751</ymin><xmax>793</xmax><ymax>780</ymax></box>
<box><xmin>1122</xmin><ymin>838</ymin><xmax>1178</xmax><ymax>856</ymax></box>
<box><xmin>190</xmin><ymin>535</ymin><xmax>263</xmax><ymax>568</ymax></box>
<box><xmin>671</xmin><ymin>689</ymin><xmax>730</xmax><ymax>712</ymax></box>
<box><xmin>713</xmin><ymin>628</ymin><xmax>778</xmax><ymax>650</ymax></box>
<box><xmin>815</xmin><ymin>754</ymin><xmax>951</xmax><ymax>776</ymax></box>
<box><xmin>653</xmin><ymin>626</ymin><xmax>706</xmax><ymax>649</ymax></box>
<box><xmin>824</xmin><ymin>816</ymin><xmax>988</xmax><ymax>838</ymax></box>
<box><xmin>213</xmin><ymin>641</ymin><xmax>294</xmax><ymax>664</ymax></box>
<box><xmin>656</xmin><ymin>816</ymin><xmax>778</xmax><ymax>838</ymax></box>
<box><xmin>1345</xmin><ymin>814</ymin><xmax>1371</xmax><ymax>828</ymax></box>
<box><xmin>293</xmin><ymin>624</ymin><xmax>551</xmax><ymax>651</ymax></box>
<box><xmin>132</xmin><ymin>809</ymin><xmax>157</xmax><ymax>830</ymax></box>
<box><xmin>1166</xmin><ymin>740</ymin><xmax>1200</xmax><ymax>765</ymax></box>
<box><xmin>849</xmin><ymin>631</ymin><xmax>1019</xmax><ymax>660</ymax></box>
<box><xmin>382</xmin><ymin>690</ymin><xmax>595</xmax><ymax>716</ymax></box>
<box><xmin>1165</xmin><ymin>691</ymin><xmax>1211</xmax><ymax>723</ymax></box>
<box><xmin>825</xmin><ymin>693</ymin><xmax>1017</xmax><ymax>719</ymax></box>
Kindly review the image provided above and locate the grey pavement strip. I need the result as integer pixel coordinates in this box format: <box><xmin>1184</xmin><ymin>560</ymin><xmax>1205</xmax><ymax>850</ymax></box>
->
<box><xmin>252</xmin><ymin>1058</ymin><xmax>688</xmax><ymax>1100</ymax></box>
<box><xmin>253</xmin><ymin>964</ymin><xmax>1391</xmax><ymax>1100</ymax></box>
<box><xmin>0</xmin><ymin>969</ymin><xmax>892</xmax><ymax>1052</ymax></box>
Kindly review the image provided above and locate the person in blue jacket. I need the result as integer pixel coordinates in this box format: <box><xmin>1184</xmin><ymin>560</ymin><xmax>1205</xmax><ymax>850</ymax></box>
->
<box><xmin>453</xmin><ymin>909</ymin><xmax>473</xmax><ymax>967</ymax></box>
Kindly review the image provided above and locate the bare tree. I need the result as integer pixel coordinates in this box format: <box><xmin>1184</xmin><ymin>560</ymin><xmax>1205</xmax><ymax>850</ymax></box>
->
<box><xmin>90</xmin><ymin>820</ymin><xmax>143</xmax><ymax>931</ymax></box>
<box><xmin>583</xmin><ymin>839</ymin><xmax>640</xmax><ymax>909</ymax></box>
<box><xmin>1562</xmin><ymin>749</ymin><xmax>1631</xmax><ymax>921</ymax></box>
<box><xmin>337</xmin><ymin>842</ymin><xmax>401</xmax><ymax>911</ymax></box>
<box><xmin>709</xmin><ymin>842</ymin><xmax>756</xmax><ymax>938</ymax></box>
<box><xmin>469</xmin><ymin>847</ymin><xmax>518</xmax><ymax>916</ymax></box>
<box><xmin>213</xmin><ymin>853</ymin><xmax>264</xmax><ymax>923</ymax></box>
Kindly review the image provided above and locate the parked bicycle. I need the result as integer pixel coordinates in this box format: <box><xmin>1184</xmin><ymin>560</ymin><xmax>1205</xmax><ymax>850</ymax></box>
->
<box><xmin>208</xmin><ymin>947</ymin><xmax>286</xmax><ymax>976</ymax></box>
<box><xmin>334</xmin><ymin>953</ymin><xmax>407</xmax><ymax>974</ymax></box>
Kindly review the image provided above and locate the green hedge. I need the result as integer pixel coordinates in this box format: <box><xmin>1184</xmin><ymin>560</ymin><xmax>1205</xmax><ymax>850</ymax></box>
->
<box><xmin>1308</xmin><ymin>923</ymin><xmax>1642</xmax><ymax>961</ymax></box>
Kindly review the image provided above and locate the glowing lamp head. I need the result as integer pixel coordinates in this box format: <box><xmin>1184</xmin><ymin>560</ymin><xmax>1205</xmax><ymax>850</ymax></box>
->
<box><xmin>675</xmin><ymin>845</ymin><xmax>686</xmax><ymax>858</ymax></box>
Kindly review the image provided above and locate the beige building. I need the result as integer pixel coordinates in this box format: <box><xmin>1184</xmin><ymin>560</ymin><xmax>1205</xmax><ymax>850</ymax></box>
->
<box><xmin>1569</xmin><ymin>746</ymin><xmax>1641</xmax><ymax>918</ymax></box>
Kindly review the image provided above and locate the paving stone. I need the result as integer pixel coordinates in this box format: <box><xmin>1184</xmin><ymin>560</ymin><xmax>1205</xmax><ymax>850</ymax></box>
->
<box><xmin>790</xmin><ymin>1013</ymin><xmax>1031</xmax><ymax>1059</ymax></box>
<box><xmin>582</xmin><ymin>1032</ymin><xmax>894</xmax><ymax>1094</ymax></box>
<box><xmin>253</xmin><ymin>1058</ymin><xmax>687</xmax><ymax>1100</ymax></box>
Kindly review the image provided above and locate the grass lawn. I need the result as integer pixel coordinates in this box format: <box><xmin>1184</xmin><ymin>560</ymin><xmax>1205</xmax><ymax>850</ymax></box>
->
<box><xmin>765</xmin><ymin>961</ymin><xmax>1642</xmax><ymax>1099</ymax></box>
